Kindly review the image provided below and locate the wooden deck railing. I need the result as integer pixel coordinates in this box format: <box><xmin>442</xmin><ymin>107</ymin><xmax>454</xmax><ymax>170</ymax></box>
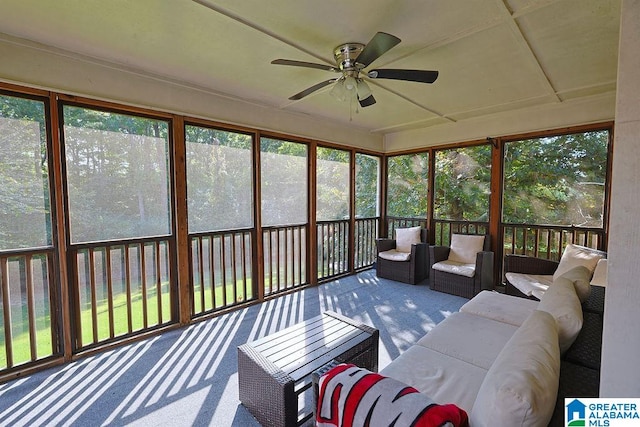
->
<box><xmin>502</xmin><ymin>223</ymin><xmax>605</xmax><ymax>260</ymax></box>
<box><xmin>317</xmin><ymin>220</ymin><xmax>349</xmax><ymax>280</ymax></box>
<box><xmin>433</xmin><ymin>220</ymin><xmax>488</xmax><ymax>245</ymax></box>
<box><xmin>190</xmin><ymin>229</ymin><xmax>254</xmax><ymax>316</ymax></box>
<box><xmin>0</xmin><ymin>249</ymin><xmax>57</xmax><ymax>370</ymax></box>
<box><xmin>263</xmin><ymin>224</ymin><xmax>308</xmax><ymax>295</ymax></box>
<box><xmin>386</xmin><ymin>216</ymin><xmax>427</xmax><ymax>239</ymax></box>
<box><xmin>354</xmin><ymin>217</ymin><xmax>379</xmax><ymax>270</ymax></box>
<box><xmin>69</xmin><ymin>237</ymin><xmax>174</xmax><ymax>350</ymax></box>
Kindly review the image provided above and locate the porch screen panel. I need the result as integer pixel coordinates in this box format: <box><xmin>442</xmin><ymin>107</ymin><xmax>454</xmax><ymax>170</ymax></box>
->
<box><xmin>317</xmin><ymin>147</ymin><xmax>350</xmax><ymax>278</ymax></box>
<box><xmin>0</xmin><ymin>93</ymin><xmax>56</xmax><ymax>369</ymax></box>
<box><xmin>502</xmin><ymin>130</ymin><xmax>609</xmax><ymax>258</ymax></box>
<box><xmin>260</xmin><ymin>138</ymin><xmax>308</xmax><ymax>294</ymax></box>
<box><xmin>434</xmin><ymin>145</ymin><xmax>490</xmax><ymax>244</ymax></box>
<box><xmin>386</xmin><ymin>153</ymin><xmax>429</xmax><ymax>236</ymax></box>
<box><xmin>355</xmin><ymin>153</ymin><xmax>380</xmax><ymax>268</ymax></box>
<box><xmin>62</xmin><ymin>105</ymin><xmax>173</xmax><ymax>348</ymax></box>
<box><xmin>186</xmin><ymin>125</ymin><xmax>254</xmax><ymax>315</ymax></box>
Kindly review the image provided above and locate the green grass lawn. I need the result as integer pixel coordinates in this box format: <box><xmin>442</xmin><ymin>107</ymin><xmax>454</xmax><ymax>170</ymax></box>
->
<box><xmin>1</xmin><ymin>278</ymin><xmax>253</xmax><ymax>369</ymax></box>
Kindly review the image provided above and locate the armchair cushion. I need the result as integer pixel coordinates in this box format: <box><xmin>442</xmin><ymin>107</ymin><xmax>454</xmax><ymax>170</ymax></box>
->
<box><xmin>432</xmin><ymin>261</ymin><xmax>476</xmax><ymax>278</ymax></box>
<box><xmin>552</xmin><ymin>244</ymin><xmax>605</xmax><ymax>281</ymax></box>
<box><xmin>448</xmin><ymin>234</ymin><xmax>486</xmax><ymax>264</ymax></box>
<box><xmin>395</xmin><ymin>226</ymin><xmax>422</xmax><ymax>253</ymax></box>
<box><xmin>378</xmin><ymin>249</ymin><xmax>411</xmax><ymax>262</ymax></box>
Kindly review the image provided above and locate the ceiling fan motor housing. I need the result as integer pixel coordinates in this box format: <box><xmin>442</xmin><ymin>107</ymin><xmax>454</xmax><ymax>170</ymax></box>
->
<box><xmin>334</xmin><ymin>43</ymin><xmax>365</xmax><ymax>76</ymax></box>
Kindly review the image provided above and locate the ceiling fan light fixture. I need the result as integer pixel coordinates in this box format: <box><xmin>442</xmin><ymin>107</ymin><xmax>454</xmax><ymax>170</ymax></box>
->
<box><xmin>344</xmin><ymin>76</ymin><xmax>357</xmax><ymax>91</ymax></box>
<box><xmin>356</xmin><ymin>79</ymin><xmax>372</xmax><ymax>99</ymax></box>
<box><xmin>330</xmin><ymin>77</ymin><xmax>348</xmax><ymax>101</ymax></box>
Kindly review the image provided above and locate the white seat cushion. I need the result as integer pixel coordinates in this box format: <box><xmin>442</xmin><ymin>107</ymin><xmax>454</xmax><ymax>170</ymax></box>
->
<box><xmin>470</xmin><ymin>310</ymin><xmax>560</xmax><ymax>427</ymax></box>
<box><xmin>416</xmin><ymin>312</ymin><xmax>518</xmax><ymax>370</ymax></box>
<box><xmin>378</xmin><ymin>249</ymin><xmax>411</xmax><ymax>262</ymax></box>
<box><xmin>460</xmin><ymin>291</ymin><xmax>538</xmax><ymax>327</ymax></box>
<box><xmin>395</xmin><ymin>226</ymin><xmax>421</xmax><ymax>253</ymax></box>
<box><xmin>505</xmin><ymin>272</ymin><xmax>553</xmax><ymax>298</ymax></box>
<box><xmin>433</xmin><ymin>260</ymin><xmax>476</xmax><ymax>277</ymax></box>
<box><xmin>381</xmin><ymin>345</ymin><xmax>488</xmax><ymax>412</ymax></box>
<box><xmin>448</xmin><ymin>234</ymin><xmax>485</xmax><ymax>264</ymax></box>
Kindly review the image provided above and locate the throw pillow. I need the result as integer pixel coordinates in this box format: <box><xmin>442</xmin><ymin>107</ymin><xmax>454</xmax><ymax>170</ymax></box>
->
<box><xmin>395</xmin><ymin>226</ymin><xmax>422</xmax><ymax>253</ymax></box>
<box><xmin>470</xmin><ymin>310</ymin><xmax>560</xmax><ymax>427</ymax></box>
<box><xmin>448</xmin><ymin>234</ymin><xmax>485</xmax><ymax>264</ymax></box>
<box><xmin>316</xmin><ymin>363</ymin><xmax>469</xmax><ymax>427</ymax></box>
<box><xmin>552</xmin><ymin>244</ymin><xmax>605</xmax><ymax>281</ymax></box>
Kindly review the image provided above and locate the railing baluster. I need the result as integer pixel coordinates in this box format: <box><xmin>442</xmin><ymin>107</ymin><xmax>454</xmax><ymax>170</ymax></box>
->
<box><xmin>89</xmin><ymin>248</ymin><xmax>98</xmax><ymax>344</ymax></box>
<box><xmin>209</xmin><ymin>236</ymin><xmax>217</xmax><ymax>309</ymax></box>
<box><xmin>1</xmin><ymin>257</ymin><xmax>13</xmax><ymax>368</ymax></box>
<box><xmin>155</xmin><ymin>241</ymin><xmax>163</xmax><ymax>325</ymax></box>
<box><xmin>106</xmin><ymin>246</ymin><xmax>115</xmax><ymax>338</ymax></box>
<box><xmin>24</xmin><ymin>255</ymin><xmax>37</xmax><ymax>361</ymax></box>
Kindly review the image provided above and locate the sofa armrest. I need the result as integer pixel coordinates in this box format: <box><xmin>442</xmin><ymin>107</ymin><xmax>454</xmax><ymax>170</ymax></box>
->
<box><xmin>504</xmin><ymin>254</ymin><xmax>559</xmax><ymax>275</ymax></box>
<box><xmin>376</xmin><ymin>238</ymin><xmax>396</xmax><ymax>253</ymax></box>
<box><xmin>429</xmin><ymin>246</ymin><xmax>450</xmax><ymax>268</ymax></box>
<box><xmin>476</xmin><ymin>251</ymin><xmax>495</xmax><ymax>292</ymax></box>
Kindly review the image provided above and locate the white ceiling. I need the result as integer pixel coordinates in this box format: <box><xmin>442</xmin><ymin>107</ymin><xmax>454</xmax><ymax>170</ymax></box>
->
<box><xmin>0</xmin><ymin>0</ymin><xmax>621</xmax><ymax>135</ymax></box>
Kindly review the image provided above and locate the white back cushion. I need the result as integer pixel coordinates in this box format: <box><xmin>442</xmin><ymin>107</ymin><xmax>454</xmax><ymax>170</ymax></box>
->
<box><xmin>537</xmin><ymin>275</ymin><xmax>584</xmax><ymax>353</ymax></box>
<box><xmin>557</xmin><ymin>265</ymin><xmax>592</xmax><ymax>303</ymax></box>
<box><xmin>395</xmin><ymin>226</ymin><xmax>421</xmax><ymax>253</ymax></box>
<box><xmin>448</xmin><ymin>234</ymin><xmax>485</xmax><ymax>264</ymax></box>
<box><xmin>590</xmin><ymin>258</ymin><xmax>608</xmax><ymax>287</ymax></box>
<box><xmin>471</xmin><ymin>310</ymin><xmax>560</xmax><ymax>427</ymax></box>
<box><xmin>553</xmin><ymin>244</ymin><xmax>604</xmax><ymax>281</ymax></box>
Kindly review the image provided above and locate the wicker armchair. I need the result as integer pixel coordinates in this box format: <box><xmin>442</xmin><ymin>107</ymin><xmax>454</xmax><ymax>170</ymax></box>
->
<box><xmin>429</xmin><ymin>234</ymin><xmax>494</xmax><ymax>299</ymax></box>
<box><xmin>376</xmin><ymin>228</ymin><xmax>429</xmax><ymax>285</ymax></box>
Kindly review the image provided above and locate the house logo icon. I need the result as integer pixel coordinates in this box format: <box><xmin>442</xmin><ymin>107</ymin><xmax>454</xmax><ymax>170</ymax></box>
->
<box><xmin>566</xmin><ymin>399</ymin><xmax>587</xmax><ymax>426</ymax></box>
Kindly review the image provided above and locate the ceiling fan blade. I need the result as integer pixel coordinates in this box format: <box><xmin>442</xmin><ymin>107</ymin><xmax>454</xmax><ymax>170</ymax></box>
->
<box><xmin>271</xmin><ymin>59</ymin><xmax>338</xmax><ymax>72</ymax></box>
<box><xmin>359</xmin><ymin>94</ymin><xmax>376</xmax><ymax>107</ymax></box>
<box><xmin>288</xmin><ymin>79</ymin><xmax>338</xmax><ymax>100</ymax></box>
<box><xmin>355</xmin><ymin>32</ymin><xmax>401</xmax><ymax>68</ymax></box>
<box><xmin>368</xmin><ymin>69</ymin><xmax>439</xmax><ymax>83</ymax></box>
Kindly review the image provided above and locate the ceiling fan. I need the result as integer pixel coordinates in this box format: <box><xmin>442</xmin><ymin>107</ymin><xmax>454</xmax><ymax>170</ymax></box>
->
<box><xmin>271</xmin><ymin>32</ymin><xmax>439</xmax><ymax>108</ymax></box>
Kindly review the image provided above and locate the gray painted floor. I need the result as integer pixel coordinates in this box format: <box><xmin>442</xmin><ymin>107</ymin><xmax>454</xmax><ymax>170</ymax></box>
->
<box><xmin>0</xmin><ymin>270</ymin><xmax>467</xmax><ymax>426</ymax></box>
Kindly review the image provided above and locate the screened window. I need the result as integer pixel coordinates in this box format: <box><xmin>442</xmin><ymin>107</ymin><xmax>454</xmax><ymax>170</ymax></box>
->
<box><xmin>386</xmin><ymin>153</ymin><xmax>429</xmax><ymax>218</ymax></box>
<box><xmin>0</xmin><ymin>94</ymin><xmax>51</xmax><ymax>250</ymax></box>
<box><xmin>316</xmin><ymin>147</ymin><xmax>350</xmax><ymax>221</ymax></box>
<box><xmin>355</xmin><ymin>153</ymin><xmax>380</xmax><ymax>218</ymax></box>
<box><xmin>434</xmin><ymin>145</ymin><xmax>491</xmax><ymax>221</ymax></box>
<box><xmin>62</xmin><ymin>106</ymin><xmax>171</xmax><ymax>243</ymax></box>
<box><xmin>503</xmin><ymin>130</ymin><xmax>608</xmax><ymax>227</ymax></box>
<box><xmin>186</xmin><ymin>125</ymin><xmax>253</xmax><ymax>232</ymax></box>
<box><xmin>260</xmin><ymin>138</ymin><xmax>308</xmax><ymax>227</ymax></box>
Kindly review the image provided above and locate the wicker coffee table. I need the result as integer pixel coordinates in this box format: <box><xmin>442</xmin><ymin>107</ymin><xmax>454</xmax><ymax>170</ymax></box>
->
<box><xmin>237</xmin><ymin>311</ymin><xmax>379</xmax><ymax>427</ymax></box>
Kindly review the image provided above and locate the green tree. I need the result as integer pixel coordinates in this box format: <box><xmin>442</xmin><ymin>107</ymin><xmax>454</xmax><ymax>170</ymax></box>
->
<box><xmin>503</xmin><ymin>131</ymin><xmax>608</xmax><ymax>226</ymax></box>
<box><xmin>434</xmin><ymin>145</ymin><xmax>491</xmax><ymax>221</ymax></box>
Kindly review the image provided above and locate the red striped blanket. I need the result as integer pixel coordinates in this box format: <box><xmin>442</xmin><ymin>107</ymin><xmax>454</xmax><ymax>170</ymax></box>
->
<box><xmin>316</xmin><ymin>364</ymin><xmax>468</xmax><ymax>427</ymax></box>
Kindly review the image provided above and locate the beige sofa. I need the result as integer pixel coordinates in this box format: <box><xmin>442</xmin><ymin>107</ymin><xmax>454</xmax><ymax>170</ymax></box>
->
<box><xmin>379</xmin><ymin>266</ymin><xmax>592</xmax><ymax>426</ymax></box>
